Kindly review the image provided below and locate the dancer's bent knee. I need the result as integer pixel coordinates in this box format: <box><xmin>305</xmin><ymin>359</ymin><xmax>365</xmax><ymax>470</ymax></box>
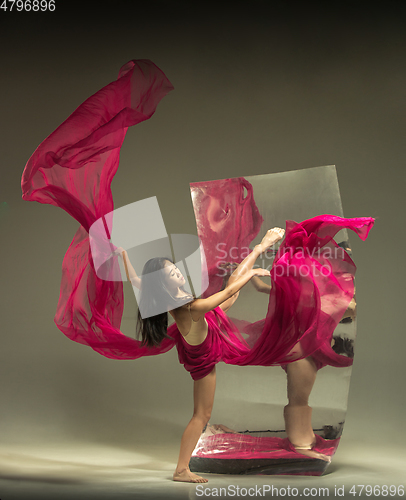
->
<box><xmin>192</xmin><ymin>412</ymin><xmax>211</xmax><ymax>428</ymax></box>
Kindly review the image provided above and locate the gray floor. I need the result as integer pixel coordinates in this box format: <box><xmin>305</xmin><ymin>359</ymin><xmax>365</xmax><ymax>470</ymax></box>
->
<box><xmin>1</xmin><ymin>430</ymin><xmax>404</xmax><ymax>499</ymax></box>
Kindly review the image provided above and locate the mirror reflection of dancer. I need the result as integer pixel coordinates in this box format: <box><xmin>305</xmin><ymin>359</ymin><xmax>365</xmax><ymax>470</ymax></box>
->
<box><xmin>248</xmin><ymin>272</ymin><xmax>356</xmax><ymax>462</ymax></box>
<box><xmin>116</xmin><ymin>227</ymin><xmax>284</xmax><ymax>483</ymax></box>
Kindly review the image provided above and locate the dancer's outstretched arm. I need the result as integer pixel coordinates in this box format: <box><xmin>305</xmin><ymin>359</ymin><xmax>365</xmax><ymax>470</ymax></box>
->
<box><xmin>191</xmin><ymin>267</ymin><xmax>271</xmax><ymax>319</ymax></box>
<box><xmin>228</xmin><ymin>227</ymin><xmax>284</xmax><ymax>286</ymax></box>
<box><xmin>114</xmin><ymin>248</ymin><xmax>141</xmax><ymax>289</ymax></box>
<box><xmin>219</xmin><ymin>227</ymin><xmax>284</xmax><ymax>310</ymax></box>
<box><xmin>251</xmin><ymin>275</ymin><xmax>272</xmax><ymax>294</ymax></box>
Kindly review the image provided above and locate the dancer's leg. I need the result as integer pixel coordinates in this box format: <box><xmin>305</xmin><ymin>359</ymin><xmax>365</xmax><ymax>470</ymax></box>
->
<box><xmin>341</xmin><ymin>296</ymin><xmax>356</xmax><ymax>320</ymax></box>
<box><xmin>284</xmin><ymin>357</ymin><xmax>317</xmax><ymax>447</ymax></box>
<box><xmin>173</xmin><ymin>367</ymin><xmax>216</xmax><ymax>483</ymax></box>
<box><xmin>284</xmin><ymin>357</ymin><xmax>331</xmax><ymax>462</ymax></box>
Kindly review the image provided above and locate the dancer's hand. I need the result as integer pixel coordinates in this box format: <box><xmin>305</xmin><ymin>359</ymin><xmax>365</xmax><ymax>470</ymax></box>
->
<box><xmin>113</xmin><ymin>247</ymin><xmax>126</xmax><ymax>258</ymax></box>
<box><xmin>257</xmin><ymin>227</ymin><xmax>285</xmax><ymax>253</ymax></box>
<box><xmin>252</xmin><ymin>267</ymin><xmax>271</xmax><ymax>278</ymax></box>
<box><xmin>112</xmin><ymin>247</ymin><xmax>141</xmax><ymax>288</ymax></box>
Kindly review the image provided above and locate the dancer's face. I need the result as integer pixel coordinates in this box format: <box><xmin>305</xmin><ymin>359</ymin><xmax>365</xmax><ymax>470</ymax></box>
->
<box><xmin>163</xmin><ymin>261</ymin><xmax>186</xmax><ymax>288</ymax></box>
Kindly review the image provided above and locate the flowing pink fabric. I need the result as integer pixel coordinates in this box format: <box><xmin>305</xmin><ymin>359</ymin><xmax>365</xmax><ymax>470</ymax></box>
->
<box><xmin>21</xmin><ymin>59</ymin><xmax>374</xmax><ymax>375</ymax></box>
<box><xmin>172</xmin><ymin>215</ymin><xmax>374</xmax><ymax>379</ymax></box>
<box><xmin>22</xmin><ymin>60</ymin><xmax>176</xmax><ymax>359</ymax></box>
<box><xmin>232</xmin><ymin>216</ymin><xmax>374</xmax><ymax>369</ymax></box>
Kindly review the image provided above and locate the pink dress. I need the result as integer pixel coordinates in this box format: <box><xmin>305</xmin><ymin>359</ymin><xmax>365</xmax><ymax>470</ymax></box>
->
<box><xmin>171</xmin><ymin>307</ymin><xmax>250</xmax><ymax>380</ymax></box>
<box><xmin>21</xmin><ymin>59</ymin><xmax>374</xmax><ymax>378</ymax></box>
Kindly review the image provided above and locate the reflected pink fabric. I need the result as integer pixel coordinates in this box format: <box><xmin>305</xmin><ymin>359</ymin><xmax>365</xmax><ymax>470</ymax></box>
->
<box><xmin>21</xmin><ymin>59</ymin><xmax>374</xmax><ymax>374</ymax></box>
<box><xmin>231</xmin><ymin>216</ymin><xmax>375</xmax><ymax>370</ymax></box>
<box><xmin>193</xmin><ymin>432</ymin><xmax>340</xmax><ymax>461</ymax></box>
<box><xmin>190</xmin><ymin>179</ymin><xmax>264</xmax><ymax>297</ymax></box>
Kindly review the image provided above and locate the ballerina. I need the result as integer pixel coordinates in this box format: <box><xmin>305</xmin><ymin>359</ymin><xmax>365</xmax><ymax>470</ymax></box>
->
<box><xmin>116</xmin><ymin>227</ymin><xmax>285</xmax><ymax>483</ymax></box>
<box><xmin>21</xmin><ymin>58</ymin><xmax>374</xmax><ymax>483</ymax></box>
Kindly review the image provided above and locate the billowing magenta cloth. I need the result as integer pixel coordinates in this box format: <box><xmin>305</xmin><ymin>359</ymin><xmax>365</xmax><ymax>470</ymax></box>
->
<box><xmin>172</xmin><ymin>215</ymin><xmax>374</xmax><ymax>379</ymax></box>
<box><xmin>239</xmin><ymin>215</ymin><xmax>374</xmax><ymax>370</ymax></box>
<box><xmin>21</xmin><ymin>59</ymin><xmax>374</xmax><ymax>375</ymax></box>
<box><xmin>22</xmin><ymin>60</ymin><xmax>176</xmax><ymax>360</ymax></box>
<box><xmin>193</xmin><ymin>433</ymin><xmax>340</xmax><ymax>461</ymax></box>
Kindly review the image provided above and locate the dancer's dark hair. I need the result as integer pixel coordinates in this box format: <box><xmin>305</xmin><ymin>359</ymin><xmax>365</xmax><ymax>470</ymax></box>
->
<box><xmin>136</xmin><ymin>257</ymin><xmax>192</xmax><ymax>347</ymax></box>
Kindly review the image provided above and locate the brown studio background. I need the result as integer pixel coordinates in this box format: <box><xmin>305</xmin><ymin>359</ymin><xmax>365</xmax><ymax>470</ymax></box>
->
<box><xmin>0</xmin><ymin>2</ymin><xmax>405</xmax><ymax>496</ymax></box>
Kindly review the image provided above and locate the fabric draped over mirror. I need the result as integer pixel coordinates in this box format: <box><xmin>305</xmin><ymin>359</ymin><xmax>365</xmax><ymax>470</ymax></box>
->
<box><xmin>21</xmin><ymin>59</ymin><xmax>374</xmax><ymax>377</ymax></box>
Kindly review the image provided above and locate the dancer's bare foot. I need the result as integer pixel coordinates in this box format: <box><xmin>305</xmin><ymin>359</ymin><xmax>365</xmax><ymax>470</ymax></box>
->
<box><xmin>293</xmin><ymin>446</ymin><xmax>331</xmax><ymax>463</ymax></box>
<box><xmin>173</xmin><ymin>467</ymin><xmax>208</xmax><ymax>483</ymax></box>
<box><xmin>202</xmin><ymin>424</ymin><xmax>223</xmax><ymax>437</ymax></box>
<box><xmin>213</xmin><ymin>424</ymin><xmax>238</xmax><ymax>434</ymax></box>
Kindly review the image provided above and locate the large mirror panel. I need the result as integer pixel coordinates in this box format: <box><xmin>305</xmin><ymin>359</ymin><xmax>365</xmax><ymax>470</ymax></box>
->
<box><xmin>189</xmin><ymin>166</ymin><xmax>356</xmax><ymax>476</ymax></box>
